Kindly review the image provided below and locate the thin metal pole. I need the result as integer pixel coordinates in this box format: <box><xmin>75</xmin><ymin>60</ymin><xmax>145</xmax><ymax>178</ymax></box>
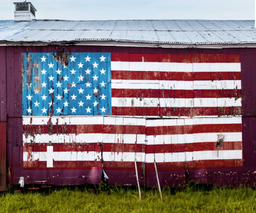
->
<box><xmin>154</xmin><ymin>159</ymin><xmax>163</xmax><ymax>201</ymax></box>
<box><xmin>134</xmin><ymin>160</ymin><xmax>141</xmax><ymax>200</ymax></box>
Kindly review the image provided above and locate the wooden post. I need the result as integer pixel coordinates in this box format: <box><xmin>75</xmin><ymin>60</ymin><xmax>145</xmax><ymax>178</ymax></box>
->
<box><xmin>154</xmin><ymin>159</ymin><xmax>163</xmax><ymax>201</ymax></box>
<box><xmin>134</xmin><ymin>160</ymin><xmax>141</xmax><ymax>200</ymax></box>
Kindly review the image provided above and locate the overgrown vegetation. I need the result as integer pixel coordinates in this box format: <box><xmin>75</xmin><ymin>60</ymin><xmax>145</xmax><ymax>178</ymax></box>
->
<box><xmin>1</xmin><ymin>184</ymin><xmax>256</xmax><ymax>212</ymax></box>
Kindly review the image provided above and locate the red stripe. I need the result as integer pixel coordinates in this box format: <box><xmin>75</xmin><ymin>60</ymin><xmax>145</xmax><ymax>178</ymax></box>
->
<box><xmin>146</xmin><ymin>142</ymin><xmax>242</xmax><ymax>153</ymax></box>
<box><xmin>24</xmin><ymin>161</ymin><xmax>102</xmax><ymax>170</ymax></box>
<box><xmin>146</xmin><ymin>159</ymin><xmax>243</xmax><ymax>172</ymax></box>
<box><xmin>23</xmin><ymin>141</ymin><xmax>242</xmax><ymax>153</ymax></box>
<box><xmin>147</xmin><ymin>124</ymin><xmax>242</xmax><ymax>135</ymax></box>
<box><xmin>112</xmin><ymin>89</ymin><xmax>241</xmax><ymax>98</ymax></box>
<box><xmin>112</xmin><ymin>70</ymin><xmax>241</xmax><ymax>81</ymax></box>
<box><xmin>23</xmin><ymin>161</ymin><xmax>144</xmax><ymax>171</ymax></box>
<box><xmin>23</xmin><ymin>160</ymin><xmax>242</xmax><ymax>170</ymax></box>
<box><xmin>111</xmin><ymin>53</ymin><xmax>240</xmax><ymax>63</ymax></box>
<box><xmin>112</xmin><ymin>107</ymin><xmax>242</xmax><ymax>117</ymax></box>
<box><xmin>23</xmin><ymin>124</ymin><xmax>146</xmax><ymax>135</ymax></box>
<box><xmin>23</xmin><ymin>144</ymin><xmax>47</xmax><ymax>152</ymax></box>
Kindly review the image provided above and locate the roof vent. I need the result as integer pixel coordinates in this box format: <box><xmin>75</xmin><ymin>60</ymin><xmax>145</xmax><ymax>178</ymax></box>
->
<box><xmin>14</xmin><ymin>1</ymin><xmax>37</xmax><ymax>21</ymax></box>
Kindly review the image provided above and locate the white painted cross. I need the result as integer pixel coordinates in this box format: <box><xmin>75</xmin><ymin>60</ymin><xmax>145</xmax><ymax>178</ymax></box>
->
<box><xmin>41</xmin><ymin>146</ymin><xmax>54</xmax><ymax>168</ymax></box>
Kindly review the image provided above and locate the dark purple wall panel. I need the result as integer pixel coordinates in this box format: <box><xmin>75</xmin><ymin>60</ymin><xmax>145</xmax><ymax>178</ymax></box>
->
<box><xmin>0</xmin><ymin>47</ymin><xmax>7</xmax><ymax>122</ymax></box>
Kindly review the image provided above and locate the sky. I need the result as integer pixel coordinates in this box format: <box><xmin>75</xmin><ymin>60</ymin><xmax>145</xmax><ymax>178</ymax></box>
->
<box><xmin>0</xmin><ymin>0</ymin><xmax>254</xmax><ymax>20</ymax></box>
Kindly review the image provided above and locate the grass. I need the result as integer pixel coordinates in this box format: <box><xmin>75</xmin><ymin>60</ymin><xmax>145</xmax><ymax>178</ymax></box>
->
<box><xmin>1</xmin><ymin>184</ymin><xmax>256</xmax><ymax>213</ymax></box>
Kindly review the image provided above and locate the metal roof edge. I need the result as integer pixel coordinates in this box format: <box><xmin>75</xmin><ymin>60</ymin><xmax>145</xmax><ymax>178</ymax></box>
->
<box><xmin>2</xmin><ymin>41</ymin><xmax>256</xmax><ymax>49</ymax></box>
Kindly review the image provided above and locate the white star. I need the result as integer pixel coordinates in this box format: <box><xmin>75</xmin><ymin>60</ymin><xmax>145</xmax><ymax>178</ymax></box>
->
<box><xmin>86</xmin><ymin>107</ymin><xmax>91</xmax><ymax>113</ymax></box>
<box><xmin>41</xmin><ymin>69</ymin><xmax>46</xmax><ymax>75</ymax></box>
<box><xmin>70</xmin><ymin>56</ymin><xmax>76</xmax><ymax>62</ymax></box>
<box><xmin>48</xmin><ymin>63</ymin><xmax>54</xmax><ymax>68</ymax></box>
<box><xmin>93</xmin><ymin>88</ymin><xmax>98</xmax><ymax>93</ymax></box>
<box><xmin>100</xmin><ymin>55</ymin><xmax>106</xmax><ymax>62</ymax></box>
<box><xmin>100</xmin><ymin>81</ymin><xmax>106</xmax><ymax>87</ymax></box>
<box><xmin>56</xmin><ymin>82</ymin><xmax>62</xmax><ymax>87</ymax></box>
<box><xmin>49</xmin><ymin>88</ymin><xmax>54</xmax><ymax>94</ymax></box>
<box><xmin>71</xmin><ymin>94</ymin><xmax>77</xmax><ymax>100</ymax></box>
<box><xmin>85</xmin><ymin>68</ymin><xmax>91</xmax><ymax>75</ymax></box>
<box><xmin>93</xmin><ymin>101</ymin><xmax>99</xmax><ymax>107</ymax></box>
<box><xmin>64</xmin><ymin>88</ymin><xmax>69</xmax><ymax>94</ymax></box>
<box><xmin>78</xmin><ymin>75</ymin><xmax>84</xmax><ymax>81</ymax></box>
<box><xmin>64</xmin><ymin>101</ymin><xmax>69</xmax><ymax>107</ymax></box>
<box><xmin>78</xmin><ymin>62</ymin><xmax>84</xmax><ymax>68</ymax></box>
<box><xmin>63</xmin><ymin>75</ymin><xmax>69</xmax><ymax>81</ymax></box>
<box><xmin>86</xmin><ymin>94</ymin><xmax>91</xmax><ymax>100</ymax></box>
<box><xmin>63</xmin><ymin>65</ymin><xmax>68</xmax><ymax>68</ymax></box>
<box><xmin>56</xmin><ymin>94</ymin><xmax>62</xmax><ymax>100</ymax></box>
<box><xmin>42</xmin><ymin>108</ymin><xmax>47</xmax><ymax>113</ymax></box>
<box><xmin>78</xmin><ymin>88</ymin><xmax>84</xmax><ymax>94</ymax></box>
<box><xmin>101</xmin><ymin>94</ymin><xmax>106</xmax><ymax>100</ymax></box>
<box><xmin>93</xmin><ymin>62</ymin><xmax>98</xmax><ymax>68</ymax></box>
<box><xmin>56</xmin><ymin>108</ymin><xmax>62</xmax><ymax>113</ymax></box>
<box><xmin>41</xmin><ymin>56</ymin><xmax>46</xmax><ymax>62</ymax></box>
<box><xmin>48</xmin><ymin>75</ymin><xmax>54</xmax><ymax>81</ymax></box>
<box><xmin>71</xmin><ymin>82</ymin><xmax>76</xmax><ymax>87</ymax></box>
<box><xmin>85</xmin><ymin>56</ymin><xmax>91</xmax><ymax>62</ymax></box>
<box><xmin>78</xmin><ymin>101</ymin><xmax>84</xmax><ymax>107</ymax></box>
<box><xmin>93</xmin><ymin>75</ymin><xmax>98</xmax><ymax>81</ymax></box>
<box><xmin>42</xmin><ymin>95</ymin><xmax>47</xmax><ymax>100</ymax></box>
<box><xmin>100</xmin><ymin>107</ymin><xmax>106</xmax><ymax>113</ymax></box>
<box><xmin>71</xmin><ymin>107</ymin><xmax>77</xmax><ymax>113</ymax></box>
<box><xmin>34</xmin><ymin>101</ymin><xmax>40</xmax><ymax>107</ymax></box>
<box><xmin>27</xmin><ymin>94</ymin><xmax>32</xmax><ymax>100</ymax></box>
<box><xmin>41</xmin><ymin>82</ymin><xmax>47</xmax><ymax>87</ymax></box>
<box><xmin>70</xmin><ymin>69</ymin><xmax>76</xmax><ymax>75</ymax></box>
<box><xmin>27</xmin><ymin>83</ymin><xmax>32</xmax><ymax>87</ymax></box>
<box><xmin>49</xmin><ymin>101</ymin><xmax>53</xmax><ymax>107</ymax></box>
<box><xmin>86</xmin><ymin>82</ymin><xmax>91</xmax><ymax>87</ymax></box>
<box><xmin>100</xmin><ymin>69</ymin><xmax>106</xmax><ymax>75</ymax></box>
<box><xmin>27</xmin><ymin>108</ymin><xmax>32</xmax><ymax>113</ymax></box>
<box><xmin>56</xmin><ymin>69</ymin><xmax>62</xmax><ymax>75</ymax></box>
<box><xmin>34</xmin><ymin>89</ymin><xmax>39</xmax><ymax>94</ymax></box>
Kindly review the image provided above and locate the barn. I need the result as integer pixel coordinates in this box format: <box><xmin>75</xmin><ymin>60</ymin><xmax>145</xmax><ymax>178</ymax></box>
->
<box><xmin>0</xmin><ymin>1</ymin><xmax>255</xmax><ymax>190</ymax></box>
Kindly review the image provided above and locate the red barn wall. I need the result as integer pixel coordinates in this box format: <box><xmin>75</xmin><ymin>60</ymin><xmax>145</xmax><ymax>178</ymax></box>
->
<box><xmin>0</xmin><ymin>45</ymin><xmax>256</xmax><ymax>188</ymax></box>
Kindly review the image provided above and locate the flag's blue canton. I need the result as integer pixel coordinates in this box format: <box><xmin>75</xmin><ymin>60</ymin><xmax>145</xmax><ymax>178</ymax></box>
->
<box><xmin>22</xmin><ymin>52</ymin><xmax>111</xmax><ymax>116</ymax></box>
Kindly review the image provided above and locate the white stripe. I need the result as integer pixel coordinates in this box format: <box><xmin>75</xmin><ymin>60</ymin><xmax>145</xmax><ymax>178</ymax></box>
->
<box><xmin>184</xmin><ymin>116</ymin><xmax>242</xmax><ymax>125</ymax></box>
<box><xmin>111</xmin><ymin>62</ymin><xmax>241</xmax><ymax>72</ymax></box>
<box><xmin>23</xmin><ymin>116</ymin><xmax>146</xmax><ymax>126</ymax></box>
<box><xmin>146</xmin><ymin>116</ymin><xmax>242</xmax><ymax>126</ymax></box>
<box><xmin>23</xmin><ymin>132</ymin><xmax>241</xmax><ymax>145</ymax></box>
<box><xmin>23</xmin><ymin>133</ymin><xmax>146</xmax><ymax>144</ymax></box>
<box><xmin>23</xmin><ymin>116</ymin><xmax>242</xmax><ymax>127</ymax></box>
<box><xmin>146</xmin><ymin>150</ymin><xmax>242</xmax><ymax>163</ymax></box>
<box><xmin>23</xmin><ymin>151</ymin><xmax>145</xmax><ymax>163</ymax></box>
<box><xmin>23</xmin><ymin>150</ymin><xmax>242</xmax><ymax>166</ymax></box>
<box><xmin>146</xmin><ymin>132</ymin><xmax>242</xmax><ymax>145</ymax></box>
<box><xmin>112</xmin><ymin>80</ymin><xmax>241</xmax><ymax>90</ymax></box>
<box><xmin>112</xmin><ymin>97</ymin><xmax>241</xmax><ymax>108</ymax></box>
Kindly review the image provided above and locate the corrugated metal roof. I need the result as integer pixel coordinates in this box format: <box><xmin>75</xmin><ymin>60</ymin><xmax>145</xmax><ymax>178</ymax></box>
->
<box><xmin>0</xmin><ymin>19</ymin><xmax>256</xmax><ymax>46</ymax></box>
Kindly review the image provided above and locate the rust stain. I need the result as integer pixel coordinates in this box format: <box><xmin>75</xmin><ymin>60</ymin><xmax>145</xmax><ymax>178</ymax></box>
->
<box><xmin>53</xmin><ymin>52</ymin><xmax>71</xmax><ymax>67</ymax></box>
<box><xmin>47</xmin><ymin>117</ymin><xmax>53</xmax><ymax>135</ymax></box>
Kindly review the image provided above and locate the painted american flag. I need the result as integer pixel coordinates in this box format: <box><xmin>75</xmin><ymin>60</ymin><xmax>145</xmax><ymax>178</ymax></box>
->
<box><xmin>22</xmin><ymin>52</ymin><xmax>242</xmax><ymax>171</ymax></box>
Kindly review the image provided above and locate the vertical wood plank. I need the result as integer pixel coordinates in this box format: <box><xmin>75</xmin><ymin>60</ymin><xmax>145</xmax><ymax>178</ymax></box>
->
<box><xmin>0</xmin><ymin>122</ymin><xmax>6</xmax><ymax>191</ymax></box>
<box><xmin>0</xmin><ymin>47</ymin><xmax>7</xmax><ymax>121</ymax></box>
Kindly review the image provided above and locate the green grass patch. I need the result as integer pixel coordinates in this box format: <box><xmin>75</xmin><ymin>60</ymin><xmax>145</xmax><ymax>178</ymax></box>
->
<box><xmin>1</xmin><ymin>185</ymin><xmax>256</xmax><ymax>212</ymax></box>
